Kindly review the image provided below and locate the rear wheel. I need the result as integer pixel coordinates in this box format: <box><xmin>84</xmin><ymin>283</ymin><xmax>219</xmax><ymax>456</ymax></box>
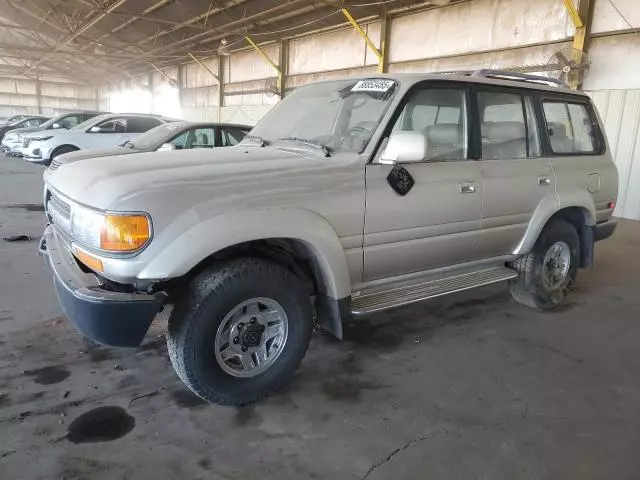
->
<box><xmin>510</xmin><ymin>219</ymin><xmax>580</xmax><ymax>309</ymax></box>
<box><xmin>167</xmin><ymin>258</ymin><xmax>312</xmax><ymax>405</ymax></box>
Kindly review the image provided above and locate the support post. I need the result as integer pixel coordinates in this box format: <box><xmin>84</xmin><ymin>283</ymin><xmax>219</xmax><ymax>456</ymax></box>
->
<box><xmin>35</xmin><ymin>75</ymin><xmax>42</xmax><ymax>114</ymax></box>
<box><xmin>278</xmin><ymin>39</ymin><xmax>288</xmax><ymax>98</ymax></box>
<box><xmin>379</xmin><ymin>9</ymin><xmax>390</xmax><ymax>73</ymax></box>
<box><xmin>217</xmin><ymin>55</ymin><xmax>225</xmax><ymax>122</ymax></box>
<box><xmin>341</xmin><ymin>8</ymin><xmax>383</xmax><ymax>73</ymax></box>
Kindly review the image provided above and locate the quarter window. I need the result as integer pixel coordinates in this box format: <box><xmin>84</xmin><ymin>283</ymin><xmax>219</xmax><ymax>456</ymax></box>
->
<box><xmin>391</xmin><ymin>88</ymin><xmax>467</xmax><ymax>161</ymax></box>
<box><xmin>127</xmin><ymin>117</ymin><xmax>162</xmax><ymax>133</ymax></box>
<box><xmin>542</xmin><ymin>101</ymin><xmax>597</xmax><ymax>154</ymax></box>
<box><xmin>221</xmin><ymin>127</ymin><xmax>247</xmax><ymax>146</ymax></box>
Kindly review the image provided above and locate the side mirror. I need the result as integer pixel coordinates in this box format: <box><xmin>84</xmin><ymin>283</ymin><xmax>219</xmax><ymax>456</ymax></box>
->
<box><xmin>380</xmin><ymin>131</ymin><xmax>427</xmax><ymax>164</ymax></box>
<box><xmin>158</xmin><ymin>143</ymin><xmax>175</xmax><ymax>151</ymax></box>
<box><xmin>90</xmin><ymin>126</ymin><xmax>102</xmax><ymax>133</ymax></box>
<box><xmin>52</xmin><ymin>123</ymin><xmax>61</xmax><ymax>129</ymax></box>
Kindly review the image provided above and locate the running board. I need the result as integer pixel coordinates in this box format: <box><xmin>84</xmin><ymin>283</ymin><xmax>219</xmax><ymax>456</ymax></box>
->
<box><xmin>351</xmin><ymin>266</ymin><xmax>518</xmax><ymax>316</ymax></box>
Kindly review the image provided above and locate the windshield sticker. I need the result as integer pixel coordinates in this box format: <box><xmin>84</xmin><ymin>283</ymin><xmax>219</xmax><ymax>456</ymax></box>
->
<box><xmin>351</xmin><ymin>79</ymin><xmax>396</xmax><ymax>92</ymax></box>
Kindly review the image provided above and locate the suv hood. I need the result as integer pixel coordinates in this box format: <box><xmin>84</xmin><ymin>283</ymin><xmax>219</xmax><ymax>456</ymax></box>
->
<box><xmin>56</xmin><ymin>146</ymin><xmax>136</xmax><ymax>165</ymax></box>
<box><xmin>46</xmin><ymin>146</ymin><xmax>321</xmax><ymax>210</ymax></box>
<box><xmin>7</xmin><ymin>125</ymin><xmax>53</xmax><ymax>135</ymax></box>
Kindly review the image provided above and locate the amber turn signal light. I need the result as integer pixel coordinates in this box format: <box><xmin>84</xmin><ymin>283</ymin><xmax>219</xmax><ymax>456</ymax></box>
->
<box><xmin>100</xmin><ymin>214</ymin><xmax>151</xmax><ymax>252</ymax></box>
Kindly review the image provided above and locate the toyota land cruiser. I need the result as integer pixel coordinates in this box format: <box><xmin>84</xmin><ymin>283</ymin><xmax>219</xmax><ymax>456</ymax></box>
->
<box><xmin>40</xmin><ymin>70</ymin><xmax>618</xmax><ymax>405</ymax></box>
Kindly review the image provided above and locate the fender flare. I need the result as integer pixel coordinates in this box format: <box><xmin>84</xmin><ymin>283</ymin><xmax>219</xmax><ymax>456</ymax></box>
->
<box><xmin>514</xmin><ymin>189</ymin><xmax>596</xmax><ymax>255</ymax></box>
<box><xmin>138</xmin><ymin>208</ymin><xmax>352</xmax><ymax>300</ymax></box>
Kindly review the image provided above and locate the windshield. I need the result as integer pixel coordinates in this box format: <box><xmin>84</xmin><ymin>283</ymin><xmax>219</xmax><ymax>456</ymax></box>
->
<box><xmin>250</xmin><ymin>78</ymin><xmax>397</xmax><ymax>153</ymax></box>
<box><xmin>70</xmin><ymin>113</ymin><xmax>111</xmax><ymax>131</ymax></box>
<box><xmin>129</xmin><ymin>122</ymin><xmax>187</xmax><ymax>150</ymax></box>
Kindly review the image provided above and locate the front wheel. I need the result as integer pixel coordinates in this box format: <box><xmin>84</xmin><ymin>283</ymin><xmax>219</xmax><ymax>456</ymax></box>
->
<box><xmin>509</xmin><ymin>219</ymin><xmax>580</xmax><ymax>309</ymax></box>
<box><xmin>167</xmin><ymin>258</ymin><xmax>312</xmax><ymax>405</ymax></box>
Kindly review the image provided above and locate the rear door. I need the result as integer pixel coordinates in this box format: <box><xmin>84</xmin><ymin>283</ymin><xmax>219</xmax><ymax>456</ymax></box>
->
<box><xmin>476</xmin><ymin>88</ymin><xmax>554</xmax><ymax>258</ymax></box>
<box><xmin>540</xmin><ymin>97</ymin><xmax>615</xmax><ymax>222</ymax></box>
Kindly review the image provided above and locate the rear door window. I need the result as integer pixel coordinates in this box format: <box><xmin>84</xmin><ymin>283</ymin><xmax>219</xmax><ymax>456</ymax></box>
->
<box><xmin>127</xmin><ymin>117</ymin><xmax>162</xmax><ymax>133</ymax></box>
<box><xmin>190</xmin><ymin>127</ymin><xmax>216</xmax><ymax>148</ymax></box>
<box><xmin>221</xmin><ymin>127</ymin><xmax>247</xmax><ymax>146</ymax></box>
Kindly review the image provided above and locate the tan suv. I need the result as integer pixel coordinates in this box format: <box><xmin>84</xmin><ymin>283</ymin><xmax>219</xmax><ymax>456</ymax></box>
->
<box><xmin>41</xmin><ymin>70</ymin><xmax>618</xmax><ymax>405</ymax></box>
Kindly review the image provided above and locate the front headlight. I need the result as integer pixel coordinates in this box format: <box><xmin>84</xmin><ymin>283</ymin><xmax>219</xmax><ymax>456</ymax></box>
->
<box><xmin>5</xmin><ymin>133</ymin><xmax>16</xmax><ymax>141</ymax></box>
<box><xmin>70</xmin><ymin>203</ymin><xmax>151</xmax><ymax>253</ymax></box>
<box><xmin>31</xmin><ymin>136</ymin><xmax>53</xmax><ymax>142</ymax></box>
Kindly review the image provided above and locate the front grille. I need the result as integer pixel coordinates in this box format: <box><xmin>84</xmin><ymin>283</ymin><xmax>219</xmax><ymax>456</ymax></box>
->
<box><xmin>47</xmin><ymin>191</ymin><xmax>71</xmax><ymax>235</ymax></box>
<box><xmin>49</xmin><ymin>158</ymin><xmax>61</xmax><ymax>170</ymax></box>
<box><xmin>22</xmin><ymin>138</ymin><xmax>30</xmax><ymax>148</ymax></box>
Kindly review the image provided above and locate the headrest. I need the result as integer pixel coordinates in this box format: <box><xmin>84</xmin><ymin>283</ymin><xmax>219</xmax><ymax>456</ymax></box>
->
<box><xmin>482</xmin><ymin>121</ymin><xmax>525</xmax><ymax>142</ymax></box>
<box><xmin>548</xmin><ymin>122</ymin><xmax>567</xmax><ymax>138</ymax></box>
<box><xmin>426</xmin><ymin>124</ymin><xmax>460</xmax><ymax>144</ymax></box>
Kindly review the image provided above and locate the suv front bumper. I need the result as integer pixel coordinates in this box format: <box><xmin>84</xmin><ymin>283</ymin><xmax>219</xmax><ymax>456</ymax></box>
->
<box><xmin>41</xmin><ymin>225</ymin><xmax>164</xmax><ymax>347</ymax></box>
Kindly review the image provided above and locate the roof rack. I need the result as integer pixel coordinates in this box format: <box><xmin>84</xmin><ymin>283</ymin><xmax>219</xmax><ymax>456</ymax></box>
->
<box><xmin>471</xmin><ymin>69</ymin><xmax>568</xmax><ymax>88</ymax></box>
<box><xmin>434</xmin><ymin>69</ymin><xmax>568</xmax><ymax>88</ymax></box>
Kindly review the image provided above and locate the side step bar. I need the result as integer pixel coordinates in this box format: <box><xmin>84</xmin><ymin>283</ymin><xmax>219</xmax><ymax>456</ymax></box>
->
<box><xmin>351</xmin><ymin>266</ymin><xmax>517</xmax><ymax>316</ymax></box>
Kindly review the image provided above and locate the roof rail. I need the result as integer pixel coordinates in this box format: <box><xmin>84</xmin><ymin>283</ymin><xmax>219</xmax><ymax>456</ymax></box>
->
<box><xmin>471</xmin><ymin>69</ymin><xmax>568</xmax><ymax>88</ymax></box>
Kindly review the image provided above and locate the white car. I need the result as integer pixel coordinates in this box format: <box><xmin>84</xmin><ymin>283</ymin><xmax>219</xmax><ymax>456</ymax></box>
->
<box><xmin>22</xmin><ymin>113</ymin><xmax>178</xmax><ymax>166</ymax></box>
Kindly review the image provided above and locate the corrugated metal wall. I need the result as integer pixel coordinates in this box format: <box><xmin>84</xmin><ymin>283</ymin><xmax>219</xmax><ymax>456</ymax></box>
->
<box><xmin>589</xmin><ymin>90</ymin><xmax>640</xmax><ymax>220</ymax></box>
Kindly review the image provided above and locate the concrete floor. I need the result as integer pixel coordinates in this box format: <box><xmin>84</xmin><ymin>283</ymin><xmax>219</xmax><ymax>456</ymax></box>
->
<box><xmin>1</xmin><ymin>156</ymin><xmax>640</xmax><ymax>480</ymax></box>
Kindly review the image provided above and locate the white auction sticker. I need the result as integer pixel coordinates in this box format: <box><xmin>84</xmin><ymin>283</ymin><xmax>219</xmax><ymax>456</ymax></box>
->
<box><xmin>351</xmin><ymin>79</ymin><xmax>395</xmax><ymax>92</ymax></box>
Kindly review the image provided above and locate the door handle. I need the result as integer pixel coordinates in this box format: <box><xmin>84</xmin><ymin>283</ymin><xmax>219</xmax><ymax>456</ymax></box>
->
<box><xmin>538</xmin><ymin>176</ymin><xmax>551</xmax><ymax>186</ymax></box>
<box><xmin>459</xmin><ymin>182</ymin><xmax>477</xmax><ymax>194</ymax></box>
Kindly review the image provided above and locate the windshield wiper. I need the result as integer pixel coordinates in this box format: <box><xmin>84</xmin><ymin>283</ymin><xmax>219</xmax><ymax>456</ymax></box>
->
<box><xmin>277</xmin><ymin>137</ymin><xmax>330</xmax><ymax>157</ymax></box>
<box><xmin>241</xmin><ymin>135</ymin><xmax>265</xmax><ymax>147</ymax></box>
<box><xmin>120</xmin><ymin>141</ymin><xmax>135</xmax><ymax>148</ymax></box>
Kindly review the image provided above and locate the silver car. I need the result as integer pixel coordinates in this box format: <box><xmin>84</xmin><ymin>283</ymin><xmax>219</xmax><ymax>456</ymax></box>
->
<box><xmin>41</xmin><ymin>71</ymin><xmax>618</xmax><ymax>405</ymax></box>
<box><xmin>46</xmin><ymin>121</ymin><xmax>251</xmax><ymax>172</ymax></box>
<box><xmin>22</xmin><ymin>113</ymin><xmax>178</xmax><ymax>166</ymax></box>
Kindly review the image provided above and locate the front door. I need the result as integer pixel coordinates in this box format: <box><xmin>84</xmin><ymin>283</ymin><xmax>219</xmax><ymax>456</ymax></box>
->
<box><xmin>475</xmin><ymin>89</ymin><xmax>555</xmax><ymax>258</ymax></box>
<box><xmin>363</xmin><ymin>85</ymin><xmax>483</xmax><ymax>282</ymax></box>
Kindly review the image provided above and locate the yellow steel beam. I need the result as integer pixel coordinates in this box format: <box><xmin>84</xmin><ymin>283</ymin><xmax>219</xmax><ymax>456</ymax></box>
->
<box><xmin>188</xmin><ymin>53</ymin><xmax>219</xmax><ymax>83</ymax></box>
<box><xmin>151</xmin><ymin>63</ymin><xmax>179</xmax><ymax>87</ymax></box>
<box><xmin>245</xmin><ymin>36</ymin><xmax>281</xmax><ymax>74</ymax></box>
<box><xmin>562</xmin><ymin>0</ymin><xmax>585</xmax><ymax>28</ymax></box>
<box><xmin>245</xmin><ymin>36</ymin><xmax>283</xmax><ymax>97</ymax></box>
<box><xmin>341</xmin><ymin>8</ymin><xmax>384</xmax><ymax>73</ymax></box>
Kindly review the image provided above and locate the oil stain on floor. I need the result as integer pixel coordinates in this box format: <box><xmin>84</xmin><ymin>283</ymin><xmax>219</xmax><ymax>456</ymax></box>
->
<box><xmin>67</xmin><ymin>406</ymin><xmax>135</xmax><ymax>444</ymax></box>
<box><xmin>24</xmin><ymin>365</ymin><xmax>70</xmax><ymax>385</ymax></box>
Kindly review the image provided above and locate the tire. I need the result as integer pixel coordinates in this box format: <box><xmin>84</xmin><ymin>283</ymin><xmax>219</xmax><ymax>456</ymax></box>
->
<box><xmin>509</xmin><ymin>219</ymin><xmax>580</xmax><ymax>309</ymax></box>
<box><xmin>167</xmin><ymin>258</ymin><xmax>313</xmax><ymax>406</ymax></box>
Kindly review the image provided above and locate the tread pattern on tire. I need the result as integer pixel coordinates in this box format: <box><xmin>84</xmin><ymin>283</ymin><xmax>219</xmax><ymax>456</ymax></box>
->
<box><xmin>509</xmin><ymin>219</ymin><xmax>579</xmax><ymax>310</ymax></box>
<box><xmin>167</xmin><ymin>258</ymin><xmax>311</xmax><ymax>406</ymax></box>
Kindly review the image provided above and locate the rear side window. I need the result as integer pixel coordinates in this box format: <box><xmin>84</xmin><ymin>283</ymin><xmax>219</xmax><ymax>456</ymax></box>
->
<box><xmin>478</xmin><ymin>91</ymin><xmax>540</xmax><ymax>160</ymax></box>
<box><xmin>221</xmin><ymin>127</ymin><xmax>247</xmax><ymax>146</ymax></box>
<box><xmin>127</xmin><ymin>117</ymin><xmax>162</xmax><ymax>133</ymax></box>
<box><xmin>542</xmin><ymin>101</ymin><xmax>597</xmax><ymax>154</ymax></box>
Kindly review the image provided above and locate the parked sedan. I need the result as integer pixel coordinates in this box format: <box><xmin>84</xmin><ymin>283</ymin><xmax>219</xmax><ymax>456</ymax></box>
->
<box><xmin>0</xmin><ymin>114</ymin><xmax>31</xmax><ymax>127</ymax></box>
<box><xmin>0</xmin><ymin>116</ymin><xmax>49</xmax><ymax>142</ymax></box>
<box><xmin>21</xmin><ymin>113</ymin><xmax>178</xmax><ymax>166</ymax></box>
<box><xmin>48</xmin><ymin>121</ymin><xmax>251</xmax><ymax>170</ymax></box>
<box><xmin>1</xmin><ymin>111</ymin><xmax>105</xmax><ymax>157</ymax></box>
